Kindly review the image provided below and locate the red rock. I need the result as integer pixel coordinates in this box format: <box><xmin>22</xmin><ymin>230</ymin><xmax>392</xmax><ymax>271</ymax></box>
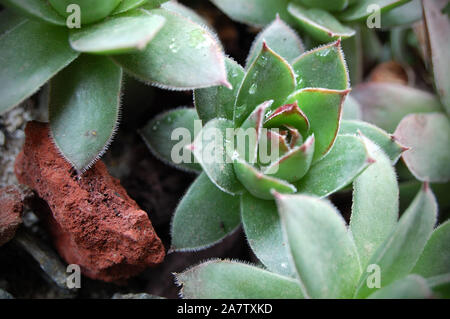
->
<box><xmin>14</xmin><ymin>121</ymin><xmax>165</xmax><ymax>282</ymax></box>
<box><xmin>0</xmin><ymin>186</ymin><xmax>23</xmax><ymax>246</ymax></box>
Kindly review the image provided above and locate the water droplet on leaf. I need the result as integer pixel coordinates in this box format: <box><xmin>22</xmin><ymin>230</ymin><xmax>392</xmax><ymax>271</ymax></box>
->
<box><xmin>249</xmin><ymin>83</ymin><xmax>257</xmax><ymax>95</ymax></box>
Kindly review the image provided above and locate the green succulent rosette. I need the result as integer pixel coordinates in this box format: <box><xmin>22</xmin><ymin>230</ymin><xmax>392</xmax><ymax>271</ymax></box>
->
<box><xmin>143</xmin><ymin>18</ymin><xmax>407</xmax><ymax>274</ymax></box>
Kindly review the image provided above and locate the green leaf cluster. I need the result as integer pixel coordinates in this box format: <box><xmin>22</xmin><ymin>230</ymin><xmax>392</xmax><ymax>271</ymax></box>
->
<box><xmin>0</xmin><ymin>0</ymin><xmax>228</xmax><ymax>172</ymax></box>
<box><xmin>144</xmin><ymin>18</ymin><xmax>407</xmax><ymax>260</ymax></box>
<box><xmin>176</xmin><ymin>154</ymin><xmax>449</xmax><ymax>298</ymax></box>
<box><xmin>210</xmin><ymin>0</ymin><xmax>413</xmax><ymax>42</ymax></box>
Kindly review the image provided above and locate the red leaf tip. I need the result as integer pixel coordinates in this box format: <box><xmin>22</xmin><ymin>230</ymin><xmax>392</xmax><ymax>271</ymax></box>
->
<box><xmin>221</xmin><ymin>79</ymin><xmax>233</xmax><ymax>90</ymax></box>
<box><xmin>270</xmin><ymin>189</ymin><xmax>283</xmax><ymax>199</ymax></box>
<box><xmin>334</xmin><ymin>38</ymin><xmax>342</xmax><ymax>47</ymax></box>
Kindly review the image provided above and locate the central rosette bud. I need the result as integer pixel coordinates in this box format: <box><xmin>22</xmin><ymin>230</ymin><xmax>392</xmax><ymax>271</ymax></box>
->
<box><xmin>229</xmin><ymin>100</ymin><xmax>315</xmax><ymax>199</ymax></box>
<box><xmin>185</xmin><ymin>40</ymin><xmax>350</xmax><ymax>200</ymax></box>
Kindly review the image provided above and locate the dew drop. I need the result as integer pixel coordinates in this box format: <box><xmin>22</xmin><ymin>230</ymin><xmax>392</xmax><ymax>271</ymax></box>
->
<box><xmin>249</xmin><ymin>83</ymin><xmax>257</xmax><ymax>95</ymax></box>
<box><xmin>169</xmin><ymin>38</ymin><xmax>179</xmax><ymax>53</ymax></box>
<box><xmin>316</xmin><ymin>47</ymin><xmax>332</xmax><ymax>60</ymax></box>
<box><xmin>257</xmin><ymin>55</ymin><xmax>268</xmax><ymax>67</ymax></box>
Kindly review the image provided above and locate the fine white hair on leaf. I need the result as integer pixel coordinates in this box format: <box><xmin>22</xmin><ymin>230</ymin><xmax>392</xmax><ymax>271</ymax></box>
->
<box><xmin>48</xmin><ymin>71</ymin><xmax>123</xmax><ymax>176</ymax></box>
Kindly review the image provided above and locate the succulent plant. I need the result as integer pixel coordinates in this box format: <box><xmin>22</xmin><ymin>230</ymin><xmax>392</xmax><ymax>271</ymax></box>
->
<box><xmin>142</xmin><ymin>18</ymin><xmax>411</xmax><ymax>273</ymax></box>
<box><xmin>174</xmin><ymin>138</ymin><xmax>450</xmax><ymax>299</ymax></box>
<box><xmin>0</xmin><ymin>0</ymin><xmax>228</xmax><ymax>172</ymax></box>
<box><xmin>207</xmin><ymin>0</ymin><xmax>424</xmax><ymax>87</ymax></box>
<box><xmin>351</xmin><ymin>0</ymin><xmax>450</xmax><ymax>185</ymax></box>
<box><xmin>209</xmin><ymin>0</ymin><xmax>417</xmax><ymax>43</ymax></box>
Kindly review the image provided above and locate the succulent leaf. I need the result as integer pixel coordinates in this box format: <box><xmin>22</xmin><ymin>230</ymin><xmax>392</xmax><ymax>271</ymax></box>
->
<box><xmin>0</xmin><ymin>19</ymin><xmax>79</xmax><ymax>114</ymax></box>
<box><xmin>170</xmin><ymin>173</ymin><xmax>241</xmax><ymax>251</ymax></box>
<box><xmin>246</xmin><ymin>16</ymin><xmax>304</xmax><ymax>68</ymax></box>
<box><xmin>112</xmin><ymin>8</ymin><xmax>228</xmax><ymax>90</ymax></box>
<box><xmin>423</xmin><ymin>0</ymin><xmax>450</xmax><ymax>115</ymax></box>
<box><xmin>275</xmin><ymin>193</ymin><xmax>361</xmax><ymax>298</ymax></box>
<box><xmin>0</xmin><ymin>0</ymin><xmax>66</xmax><ymax>25</ymax></box>
<box><xmin>350</xmin><ymin>137</ymin><xmax>399</xmax><ymax>269</ymax></box>
<box><xmin>195</xmin><ymin>58</ymin><xmax>245</xmax><ymax>124</ymax></box>
<box><xmin>412</xmin><ymin>221</ymin><xmax>450</xmax><ymax>278</ymax></box>
<box><xmin>49</xmin><ymin>55</ymin><xmax>122</xmax><ymax>173</ymax></box>
<box><xmin>240</xmin><ymin>193</ymin><xmax>296</xmax><ymax>277</ymax></box>
<box><xmin>399</xmin><ymin>181</ymin><xmax>450</xmax><ymax>215</ymax></box>
<box><xmin>342</xmin><ymin>27</ymin><xmax>363</xmax><ymax>85</ymax></box>
<box><xmin>0</xmin><ymin>10</ymin><xmax>26</xmax><ymax>35</ymax></box>
<box><xmin>355</xmin><ymin>185</ymin><xmax>437</xmax><ymax>298</ymax></box>
<box><xmin>367</xmin><ymin>275</ymin><xmax>433</xmax><ymax>299</ymax></box>
<box><xmin>235</xmin><ymin>42</ymin><xmax>296</xmax><ymax>127</ymax></box>
<box><xmin>380</xmin><ymin>0</ymin><xmax>422</xmax><ymax>28</ymax></box>
<box><xmin>353</xmin><ymin>83</ymin><xmax>443</xmax><ymax>132</ymax></box>
<box><xmin>140</xmin><ymin>108</ymin><xmax>202</xmax><ymax>173</ymax></box>
<box><xmin>69</xmin><ymin>9</ymin><xmax>166</xmax><ymax>54</ymax></box>
<box><xmin>233</xmin><ymin>156</ymin><xmax>297</xmax><ymax>200</ymax></box>
<box><xmin>49</xmin><ymin>0</ymin><xmax>122</xmax><ymax>24</ymax></box>
<box><xmin>288</xmin><ymin>3</ymin><xmax>355</xmax><ymax>43</ymax></box>
<box><xmin>190</xmin><ymin>118</ymin><xmax>244</xmax><ymax>195</ymax></box>
<box><xmin>292</xmin><ymin>40</ymin><xmax>349</xmax><ymax>90</ymax></box>
<box><xmin>263</xmin><ymin>135</ymin><xmax>315</xmax><ymax>183</ymax></box>
<box><xmin>237</xmin><ymin>101</ymin><xmax>269</xmax><ymax>164</ymax></box>
<box><xmin>426</xmin><ymin>274</ymin><xmax>450</xmax><ymax>298</ymax></box>
<box><xmin>294</xmin><ymin>134</ymin><xmax>370</xmax><ymax>197</ymax></box>
<box><xmin>339</xmin><ymin>0</ymin><xmax>411</xmax><ymax>22</ymax></box>
<box><xmin>209</xmin><ymin>0</ymin><xmax>294</xmax><ymax>27</ymax></box>
<box><xmin>112</xmin><ymin>0</ymin><xmax>155</xmax><ymax>14</ymax></box>
<box><xmin>264</xmin><ymin>102</ymin><xmax>310</xmax><ymax>137</ymax></box>
<box><xmin>394</xmin><ymin>113</ymin><xmax>450</xmax><ymax>183</ymax></box>
<box><xmin>176</xmin><ymin>259</ymin><xmax>304</xmax><ymax>299</ymax></box>
<box><xmin>295</xmin><ymin>0</ymin><xmax>349</xmax><ymax>12</ymax></box>
<box><xmin>339</xmin><ymin>120</ymin><xmax>405</xmax><ymax>163</ymax></box>
<box><xmin>257</xmin><ymin>130</ymin><xmax>290</xmax><ymax>161</ymax></box>
<box><xmin>286</xmin><ymin>88</ymin><xmax>349</xmax><ymax>162</ymax></box>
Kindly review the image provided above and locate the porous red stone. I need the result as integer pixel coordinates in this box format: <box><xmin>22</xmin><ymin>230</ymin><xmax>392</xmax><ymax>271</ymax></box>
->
<box><xmin>14</xmin><ymin>121</ymin><xmax>165</xmax><ymax>282</ymax></box>
<box><xmin>0</xmin><ymin>186</ymin><xmax>23</xmax><ymax>246</ymax></box>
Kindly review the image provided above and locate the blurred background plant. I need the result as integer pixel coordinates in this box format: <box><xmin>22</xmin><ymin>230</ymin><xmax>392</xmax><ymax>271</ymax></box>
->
<box><xmin>0</xmin><ymin>0</ymin><xmax>229</xmax><ymax>173</ymax></box>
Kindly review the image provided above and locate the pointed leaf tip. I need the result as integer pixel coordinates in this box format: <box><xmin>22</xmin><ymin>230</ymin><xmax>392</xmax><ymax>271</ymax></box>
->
<box><xmin>292</xmin><ymin>42</ymin><xmax>350</xmax><ymax>91</ymax></box>
<box><xmin>221</xmin><ymin>80</ymin><xmax>233</xmax><ymax>90</ymax></box>
<box><xmin>113</xmin><ymin>8</ymin><xmax>227</xmax><ymax>90</ymax></box>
